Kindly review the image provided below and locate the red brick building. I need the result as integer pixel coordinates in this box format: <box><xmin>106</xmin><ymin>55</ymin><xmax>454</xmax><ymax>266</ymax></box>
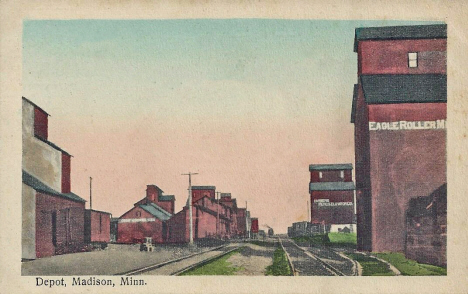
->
<box><xmin>236</xmin><ymin>208</ymin><xmax>247</xmax><ymax>237</ymax></box>
<box><xmin>166</xmin><ymin>187</ymin><xmax>248</xmax><ymax>243</ymax></box>
<box><xmin>351</xmin><ymin>24</ymin><xmax>447</xmax><ymax>253</ymax></box>
<box><xmin>220</xmin><ymin>193</ymin><xmax>238</xmax><ymax>236</ymax></box>
<box><xmin>309</xmin><ymin>164</ymin><xmax>356</xmax><ymax>232</ymax></box>
<box><xmin>117</xmin><ymin>185</ymin><xmax>174</xmax><ymax>244</ymax></box>
<box><xmin>84</xmin><ymin>209</ymin><xmax>111</xmax><ymax>244</ymax></box>
<box><xmin>250</xmin><ymin>218</ymin><xmax>259</xmax><ymax>239</ymax></box>
<box><xmin>22</xmin><ymin>97</ymin><xmax>87</xmax><ymax>259</ymax></box>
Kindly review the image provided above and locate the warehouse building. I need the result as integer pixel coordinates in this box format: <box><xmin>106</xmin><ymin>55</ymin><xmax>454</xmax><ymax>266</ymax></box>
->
<box><xmin>250</xmin><ymin>218</ymin><xmax>259</xmax><ymax>239</ymax></box>
<box><xmin>84</xmin><ymin>209</ymin><xmax>111</xmax><ymax>246</ymax></box>
<box><xmin>22</xmin><ymin>97</ymin><xmax>87</xmax><ymax>259</ymax></box>
<box><xmin>351</xmin><ymin>24</ymin><xmax>447</xmax><ymax>257</ymax></box>
<box><xmin>309</xmin><ymin>164</ymin><xmax>356</xmax><ymax>233</ymax></box>
<box><xmin>166</xmin><ymin>187</ymin><xmax>248</xmax><ymax>242</ymax></box>
<box><xmin>220</xmin><ymin>193</ymin><xmax>238</xmax><ymax>236</ymax></box>
<box><xmin>117</xmin><ymin>185</ymin><xmax>173</xmax><ymax>244</ymax></box>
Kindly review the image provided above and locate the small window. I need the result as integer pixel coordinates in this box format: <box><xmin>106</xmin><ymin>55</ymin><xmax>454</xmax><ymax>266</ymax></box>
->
<box><xmin>408</xmin><ymin>52</ymin><xmax>418</xmax><ymax>68</ymax></box>
<box><xmin>319</xmin><ymin>172</ymin><xmax>323</xmax><ymax>179</ymax></box>
<box><xmin>136</xmin><ymin>211</ymin><xmax>141</xmax><ymax>217</ymax></box>
<box><xmin>340</xmin><ymin>170</ymin><xmax>344</xmax><ymax>179</ymax></box>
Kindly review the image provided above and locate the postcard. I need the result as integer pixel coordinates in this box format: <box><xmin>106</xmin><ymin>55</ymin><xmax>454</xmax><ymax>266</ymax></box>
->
<box><xmin>1</xmin><ymin>1</ymin><xmax>467</xmax><ymax>293</ymax></box>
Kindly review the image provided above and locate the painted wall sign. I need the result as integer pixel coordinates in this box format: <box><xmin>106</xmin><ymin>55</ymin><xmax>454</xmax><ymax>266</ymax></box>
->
<box><xmin>118</xmin><ymin>218</ymin><xmax>156</xmax><ymax>223</ymax></box>
<box><xmin>369</xmin><ymin>120</ymin><xmax>446</xmax><ymax>131</ymax></box>
<box><xmin>313</xmin><ymin>199</ymin><xmax>353</xmax><ymax>207</ymax></box>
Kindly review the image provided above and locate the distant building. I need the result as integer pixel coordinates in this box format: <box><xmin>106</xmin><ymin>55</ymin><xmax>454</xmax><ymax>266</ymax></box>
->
<box><xmin>220</xmin><ymin>193</ymin><xmax>238</xmax><ymax>236</ymax></box>
<box><xmin>251</xmin><ymin>218</ymin><xmax>259</xmax><ymax>239</ymax></box>
<box><xmin>237</xmin><ymin>208</ymin><xmax>247</xmax><ymax>237</ymax></box>
<box><xmin>309</xmin><ymin>164</ymin><xmax>356</xmax><ymax>233</ymax></box>
<box><xmin>166</xmin><ymin>186</ymin><xmax>246</xmax><ymax>243</ymax></box>
<box><xmin>117</xmin><ymin>185</ymin><xmax>174</xmax><ymax>244</ymax></box>
<box><xmin>22</xmin><ymin>97</ymin><xmax>87</xmax><ymax>259</ymax></box>
<box><xmin>84</xmin><ymin>209</ymin><xmax>111</xmax><ymax>245</ymax></box>
<box><xmin>351</xmin><ymin>24</ymin><xmax>447</xmax><ymax>254</ymax></box>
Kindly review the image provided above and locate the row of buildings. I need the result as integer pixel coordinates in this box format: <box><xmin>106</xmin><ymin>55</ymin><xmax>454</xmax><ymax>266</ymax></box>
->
<box><xmin>291</xmin><ymin>24</ymin><xmax>447</xmax><ymax>267</ymax></box>
<box><xmin>21</xmin><ymin>97</ymin><xmax>259</xmax><ymax>260</ymax></box>
<box><xmin>115</xmin><ymin>185</ymin><xmax>258</xmax><ymax>244</ymax></box>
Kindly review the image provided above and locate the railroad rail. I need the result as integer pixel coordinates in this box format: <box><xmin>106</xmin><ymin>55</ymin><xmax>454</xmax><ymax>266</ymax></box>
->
<box><xmin>280</xmin><ymin>237</ymin><xmax>349</xmax><ymax>276</ymax></box>
<box><xmin>116</xmin><ymin>244</ymin><xmax>229</xmax><ymax>276</ymax></box>
<box><xmin>172</xmin><ymin>245</ymin><xmax>243</xmax><ymax>276</ymax></box>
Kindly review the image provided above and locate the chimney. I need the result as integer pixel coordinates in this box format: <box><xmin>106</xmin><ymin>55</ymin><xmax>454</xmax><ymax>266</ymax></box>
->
<box><xmin>146</xmin><ymin>185</ymin><xmax>160</xmax><ymax>203</ymax></box>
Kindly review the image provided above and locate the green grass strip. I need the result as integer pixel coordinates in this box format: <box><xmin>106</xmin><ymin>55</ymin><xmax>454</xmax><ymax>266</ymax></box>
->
<box><xmin>265</xmin><ymin>246</ymin><xmax>292</xmax><ymax>276</ymax></box>
<box><xmin>293</xmin><ymin>233</ymin><xmax>357</xmax><ymax>249</ymax></box>
<box><xmin>346</xmin><ymin>253</ymin><xmax>395</xmax><ymax>276</ymax></box>
<box><xmin>248</xmin><ymin>240</ymin><xmax>276</xmax><ymax>247</ymax></box>
<box><xmin>373</xmin><ymin>253</ymin><xmax>447</xmax><ymax>276</ymax></box>
<box><xmin>328</xmin><ymin>233</ymin><xmax>357</xmax><ymax>247</ymax></box>
<box><xmin>180</xmin><ymin>248</ymin><xmax>243</xmax><ymax>276</ymax></box>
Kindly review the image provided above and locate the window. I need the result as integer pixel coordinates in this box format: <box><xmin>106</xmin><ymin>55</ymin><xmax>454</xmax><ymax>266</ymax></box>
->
<box><xmin>51</xmin><ymin>211</ymin><xmax>57</xmax><ymax>247</ymax></box>
<box><xmin>408</xmin><ymin>52</ymin><xmax>418</xmax><ymax>68</ymax></box>
<box><xmin>340</xmin><ymin>170</ymin><xmax>344</xmax><ymax>179</ymax></box>
<box><xmin>319</xmin><ymin>172</ymin><xmax>323</xmax><ymax>179</ymax></box>
<box><xmin>136</xmin><ymin>211</ymin><xmax>141</xmax><ymax>217</ymax></box>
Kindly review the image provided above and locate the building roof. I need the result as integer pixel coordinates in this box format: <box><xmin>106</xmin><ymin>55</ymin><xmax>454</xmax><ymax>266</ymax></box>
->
<box><xmin>86</xmin><ymin>209</ymin><xmax>112</xmax><ymax>215</ymax></box>
<box><xmin>354</xmin><ymin>24</ymin><xmax>447</xmax><ymax>52</ymax></box>
<box><xmin>191</xmin><ymin>186</ymin><xmax>216</xmax><ymax>190</ymax></box>
<box><xmin>22</xmin><ymin>170</ymin><xmax>86</xmax><ymax>203</ymax></box>
<box><xmin>139</xmin><ymin>203</ymin><xmax>172</xmax><ymax>221</ymax></box>
<box><xmin>309</xmin><ymin>182</ymin><xmax>355</xmax><ymax>191</ymax></box>
<box><xmin>309</xmin><ymin>163</ymin><xmax>353</xmax><ymax>171</ymax></box>
<box><xmin>147</xmin><ymin>184</ymin><xmax>164</xmax><ymax>193</ymax></box>
<box><xmin>360</xmin><ymin>74</ymin><xmax>447</xmax><ymax>104</ymax></box>
<box><xmin>195</xmin><ymin>204</ymin><xmax>231</xmax><ymax>221</ymax></box>
<box><xmin>159</xmin><ymin>195</ymin><xmax>175</xmax><ymax>201</ymax></box>
<box><xmin>22</xmin><ymin>96</ymin><xmax>50</xmax><ymax>116</ymax></box>
<box><xmin>220</xmin><ymin>193</ymin><xmax>231</xmax><ymax>198</ymax></box>
<box><xmin>35</xmin><ymin>135</ymin><xmax>72</xmax><ymax>156</ymax></box>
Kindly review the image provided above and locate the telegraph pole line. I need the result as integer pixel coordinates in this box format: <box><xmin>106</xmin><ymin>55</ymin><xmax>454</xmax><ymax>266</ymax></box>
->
<box><xmin>89</xmin><ymin>177</ymin><xmax>92</xmax><ymax>210</ymax></box>
<box><xmin>246</xmin><ymin>201</ymin><xmax>249</xmax><ymax>239</ymax></box>
<box><xmin>182</xmin><ymin>172</ymin><xmax>198</xmax><ymax>244</ymax></box>
<box><xmin>216</xmin><ymin>191</ymin><xmax>221</xmax><ymax>239</ymax></box>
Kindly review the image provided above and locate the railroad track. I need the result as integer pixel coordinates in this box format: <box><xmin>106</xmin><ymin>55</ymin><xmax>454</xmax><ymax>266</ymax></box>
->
<box><xmin>116</xmin><ymin>244</ymin><xmax>242</xmax><ymax>276</ymax></box>
<box><xmin>172</xmin><ymin>245</ymin><xmax>242</xmax><ymax>276</ymax></box>
<box><xmin>280</xmin><ymin>237</ymin><xmax>350</xmax><ymax>276</ymax></box>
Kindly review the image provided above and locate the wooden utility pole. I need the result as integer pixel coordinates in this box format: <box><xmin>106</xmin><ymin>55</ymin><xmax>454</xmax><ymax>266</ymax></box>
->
<box><xmin>216</xmin><ymin>191</ymin><xmax>221</xmax><ymax>239</ymax></box>
<box><xmin>182</xmin><ymin>172</ymin><xmax>198</xmax><ymax>244</ymax></box>
<box><xmin>89</xmin><ymin>177</ymin><xmax>92</xmax><ymax>210</ymax></box>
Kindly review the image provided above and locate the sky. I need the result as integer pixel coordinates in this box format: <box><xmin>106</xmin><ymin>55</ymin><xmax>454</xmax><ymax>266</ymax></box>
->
<box><xmin>22</xmin><ymin>19</ymin><xmax>440</xmax><ymax>233</ymax></box>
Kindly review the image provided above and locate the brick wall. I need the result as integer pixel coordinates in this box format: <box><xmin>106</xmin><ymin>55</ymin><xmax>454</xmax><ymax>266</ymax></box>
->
<box><xmin>35</xmin><ymin>192</ymin><xmax>85</xmax><ymax>258</ymax></box>
<box><xmin>85</xmin><ymin>210</ymin><xmax>111</xmax><ymax>243</ymax></box>
<box><xmin>117</xmin><ymin>207</ymin><xmax>165</xmax><ymax>244</ymax></box>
